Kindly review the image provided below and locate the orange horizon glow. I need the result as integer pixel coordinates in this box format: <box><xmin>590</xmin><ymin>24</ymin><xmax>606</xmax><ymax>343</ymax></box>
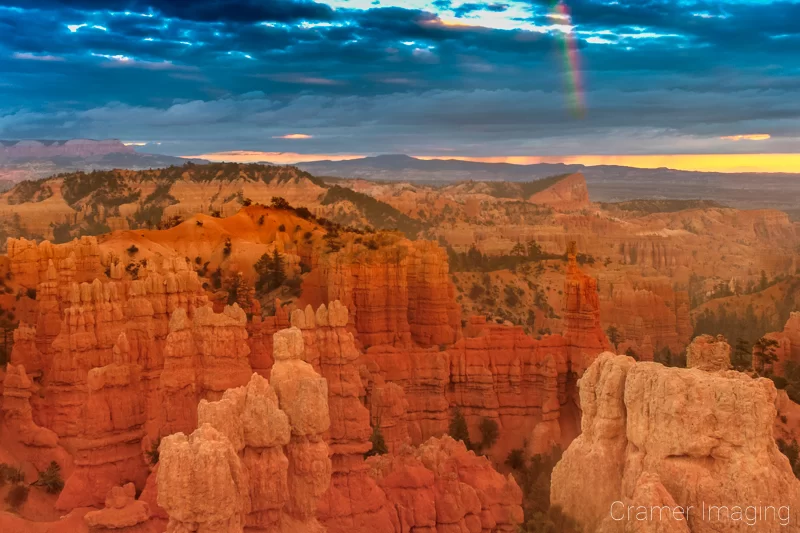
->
<box><xmin>183</xmin><ymin>151</ymin><xmax>800</xmax><ymax>173</ymax></box>
<box><xmin>416</xmin><ymin>154</ymin><xmax>800</xmax><ymax>173</ymax></box>
<box><xmin>272</xmin><ymin>134</ymin><xmax>313</xmax><ymax>139</ymax></box>
<box><xmin>720</xmin><ymin>134</ymin><xmax>771</xmax><ymax>141</ymax></box>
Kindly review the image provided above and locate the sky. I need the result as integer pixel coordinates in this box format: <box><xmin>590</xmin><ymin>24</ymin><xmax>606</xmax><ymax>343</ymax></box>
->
<box><xmin>2</xmin><ymin>0</ymin><xmax>800</xmax><ymax>171</ymax></box>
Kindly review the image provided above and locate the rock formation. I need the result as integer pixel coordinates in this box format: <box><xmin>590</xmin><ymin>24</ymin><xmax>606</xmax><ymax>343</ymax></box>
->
<box><xmin>762</xmin><ymin>312</ymin><xmax>800</xmax><ymax>376</ymax></box>
<box><xmin>46</xmin><ymin>279</ymin><xmax>126</xmax><ymax>439</ymax></box>
<box><xmin>84</xmin><ymin>483</ymin><xmax>156</xmax><ymax>533</ymax></box>
<box><xmin>158</xmin><ymin>330</ymin><xmax>333</xmax><ymax>533</ymax></box>
<box><xmin>563</xmin><ymin>242</ymin><xmax>611</xmax><ymax>375</ymax></box>
<box><xmin>159</xmin><ymin>304</ymin><xmax>252</xmax><ymax>438</ymax></box>
<box><xmin>551</xmin><ymin>353</ymin><xmax>800</xmax><ymax>533</ymax></box>
<box><xmin>301</xmin><ymin>238</ymin><xmax>460</xmax><ymax>349</ymax></box>
<box><xmin>1</xmin><ymin>363</ymin><xmax>69</xmax><ymax>471</ymax></box>
<box><xmin>685</xmin><ymin>334</ymin><xmax>732</xmax><ymax>371</ymax></box>
<box><xmin>527</xmin><ymin>172</ymin><xmax>591</xmax><ymax>212</ymax></box>
<box><xmin>366</xmin><ymin>377</ymin><xmax>409</xmax><ymax>455</ymax></box>
<box><xmin>158</xmin><ymin>424</ymin><xmax>249</xmax><ymax>533</ymax></box>
<box><xmin>290</xmin><ymin>302</ymin><xmax>398</xmax><ymax>532</ymax></box>
<box><xmin>367</xmin><ymin>435</ymin><xmax>523</xmax><ymax>532</ymax></box>
<box><xmin>447</xmin><ymin>317</ymin><xmax>571</xmax><ymax>455</ymax></box>
<box><xmin>57</xmin><ymin>333</ymin><xmax>148</xmax><ymax>511</ymax></box>
<box><xmin>7</xmin><ymin>236</ymin><xmax>103</xmax><ymax>289</ymax></box>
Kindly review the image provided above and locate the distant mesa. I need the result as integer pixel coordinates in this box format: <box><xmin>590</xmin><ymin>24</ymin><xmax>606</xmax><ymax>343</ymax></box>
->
<box><xmin>0</xmin><ymin>139</ymin><xmax>135</xmax><ymax>159</ymax></box>
<box><xmin>0</xmin><ymin>138</ymin><xmax>207</xmax><ymax>183</ymax></box>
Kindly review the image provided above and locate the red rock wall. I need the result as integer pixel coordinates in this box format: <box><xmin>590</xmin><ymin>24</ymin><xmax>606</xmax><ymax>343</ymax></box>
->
<box><xmin>301</xmin><ymin>239</ymin><xmax>460</xmax><ymax>349</ymax></box>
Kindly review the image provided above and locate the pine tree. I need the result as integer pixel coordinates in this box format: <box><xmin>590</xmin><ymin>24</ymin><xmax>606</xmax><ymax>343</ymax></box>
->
<box><xmin>448</xmin><ymin>407</ymin><xmax>472</xmax><ymax>449</ymax></box>
<box><xmin>269</xmin><ymin>249</ymin><xmax>286</xmax><ymax>290</ymax></box>
<box><xmin>733</xmin><ymin>338</ymin><xmax>752</xmax><ymax>371</ymax></box>
<box><xmin>365</xmin><ymin>424</ymin><xmax>388</xmax><ymax>458</ymax></box>
<box><xmin>606</xmin><ymin>326</ymin><xmax>621</xmax><ymax>350</ymax></box>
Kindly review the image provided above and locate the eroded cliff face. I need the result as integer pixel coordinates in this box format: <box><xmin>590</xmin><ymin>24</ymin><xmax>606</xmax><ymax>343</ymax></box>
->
<box><xmin>563</xmin><ymin>245</ymin><xmax>612</xmax><ymax>375</ymax></box>
<box><xmin>367</xmin><ymin>436</ymin><xmax>524</xmax><ymax>533</ymax></box>
<box><xmin>57</xmin><ymin>333</ymin><xmax>148</xmax><ymax>511</ymax></box>
<box><xmin>527</xmin><ymin>173</ymin><xmax>591</xmax><ymax>212</ymax></box>
<box><xmin>288</xmin><ymin>302</ymin><xmax>398</xmax><ymax>533</ymax></box>
<box><xmin>551</xmin><ymin>353</ymin><xmax>800</xmax><ymax>533</ymax></box>
<box><xmin>157</xmin><ymin>329</ymin><xmax>332</xmax><ymax>533</ymax></box>
<box><xmin>300</xmin><ymin>237</ymin><xmax>461</xmax><ymax>349</ymax></box>
<box><xmin>1</xmin><ymin>229</ymin><xmax>612</xmax><ymax>532</ymax></box>
<box><xmin>762</xmin><ymin>311</ymin><xmax>800</xmax><ymax>376</ymax></box>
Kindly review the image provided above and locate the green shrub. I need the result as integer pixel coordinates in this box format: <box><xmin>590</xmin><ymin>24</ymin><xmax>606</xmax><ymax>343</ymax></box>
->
<box><xmin>0</xmin><ymin>464</ymin><xmax>24</xmax><ymax>486</ymax></box>
<box><xmin>505</xmin><ymin>448</ymin><xmax>526</xmax><ymax>471</ymax></box>
<box><xmin>146</xmin><ymin>438</ymin><xmax>161</xmax><ymax>466</ymax></box>
<box><xmin>364</xmin><ymin>424</ymin><xmax>388</xmax><ymax>458</ymax></box>
<box><xmin>33</xmin><ymin>461</ymin><xmax>64</xmax><ymax>494</ymax></box>
<box><xmin>478</xmin><ymin>417</ymin><xmax>500</xmax><ymax>450</ymax></box>
<box><xmin>5</xmin><ymin>484</ymin><xmax>28</xmax><ymax>511</ymax></box>
<box><xmin>448</xmin><ymin>407</ymin><xmax>471</xmax><ymax>449</ymax></box>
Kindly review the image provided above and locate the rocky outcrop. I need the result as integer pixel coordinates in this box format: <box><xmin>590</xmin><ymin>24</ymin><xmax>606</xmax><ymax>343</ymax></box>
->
<box><xmin>1</xmin><ymin>363</ymin><xmax>69</xmax><ymax>471</ymax></box>
<box><xmin>527</xmin><ymin>172</ymin><xmax>591</xmax><ymax>212</ymax></box>
<box><xmin>159</xmin><ymin>304</ymin><xmax>252</xmax><ymax>438</ymax></box>
<box><xmin>45</xmin><ymin>279</ymin><xmax>126</xmax><ymax>439</ymax></box>
<box><xmin>196</xmin><ymin>373</ymin><xmax>292</xmax><ymax>531</ymax></box>
<box><xmin>302</xmin><ymin>238</ymin><xmax>460</xmax><ymax>349</ymax></box>
<box><xmin>158</xmin><ymin>328</ymin><xmax>333</xmax><ymax>533</ymax></box>
<box><xmin>600</xmin><ymin>276</ymin><xmax>692</xmax><ymax>354</ymax></box>
<box><xmin>528</xmin><ymin>354</ymin><xmax>562</xmax><ymax>456</ymax></box>
<box><xmin>247</xmin><ymin>299</ymin><xmax>290</xmax><ymax>377</ymax></box>
<box><xmin>364</xmin><ymin>344</ymin><xmax>451</xmax><ymax>444</ymax></box>
<box><xmin>7</xmin><ymin>237</ymin><xmax>103</xmax><ymax>289</ymax></box>
<box><xmin>367</xmin><ymin>435</ymin><xmax>523</xmax><ymax>532</ymax></box>
<box><xmin>366</xmin><ymin>378</ymin><xmax>409</xmax><ymax>455</ymax></box>
<box><xmin>447</xmin><ymin>317</ymin><xmax>570</xmax><ymax>455</ymax></box>
<box><xmin>685</xmin><ymin>334</ymin><xmax>731</xmax><ymax>371</ymax></box>
<box><xmin>762</xmin><ymin>312</ymin><xmax>800</xmax><ymax>376</ymax></box>
<box><xmin>563</xmin><ymin>242</ymin><xmax>611</xmax><ymax>374</ymax></box>
<box><xmin>84</xmin><ymin>483</ymin><xmax>156</xmax><ymax>533</ymax></box>
<box><xmin>57</xmin><ymin>333</ymin><xmax>148</xmax><ymax>511</ymax></box>
<box><xmin>158</xmin><ymin>424</ymin><xmax>249</xmax><ymax>533</ymax></box>
<box><xmin>551</xmin><ymin>353</ymin><xmax>800</xmax><ymax>533</ymax></box>
<box><xmin>269</xmin><ymin>327</ymin><xmax>332</xmax><ymax>527</ymax></box>
<box><xmin>291</xmin><ymin>302</ymin><xmax>397</xmax><ymax>533</ymax></box>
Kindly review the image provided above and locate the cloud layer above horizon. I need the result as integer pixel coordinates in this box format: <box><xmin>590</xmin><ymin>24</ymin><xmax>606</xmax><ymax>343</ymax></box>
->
<box><xmin>1</xmin><ymin>0</ymin><xmax>799</xmax><ymax>158</ymax></box>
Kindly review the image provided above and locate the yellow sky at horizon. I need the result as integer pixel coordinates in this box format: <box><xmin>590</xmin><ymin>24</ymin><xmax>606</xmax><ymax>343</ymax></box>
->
<box><xmin>185</xmin><ymin>151</ymin><xmax>800</xmax><ymax>174</ymax></box>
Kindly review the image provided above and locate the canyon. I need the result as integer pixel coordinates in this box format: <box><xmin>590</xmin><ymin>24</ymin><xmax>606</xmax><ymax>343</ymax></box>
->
<box><xmin>0</xmin><ymin>162</ymin><xmax>797</xmax><ymax>532</ymax></box>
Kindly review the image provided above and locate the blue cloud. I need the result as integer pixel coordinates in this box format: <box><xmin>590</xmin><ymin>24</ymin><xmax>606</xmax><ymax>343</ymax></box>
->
<box><xmin>1</xmin><ymin>0</ymin><xmax>799</xmax><ymax>156</ymax></box>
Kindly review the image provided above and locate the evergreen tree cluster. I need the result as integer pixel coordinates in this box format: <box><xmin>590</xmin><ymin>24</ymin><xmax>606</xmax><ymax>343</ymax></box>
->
<box><xmin>255</xmin><ymin>250</ymin><xmax>286</xmax><ymax>293</ymax></box>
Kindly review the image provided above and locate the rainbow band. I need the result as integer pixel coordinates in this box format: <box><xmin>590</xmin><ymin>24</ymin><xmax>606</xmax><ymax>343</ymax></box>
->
<box><xmin>551</xmin><ymin>2</ymin><xmax>586</xmax><ymax>118</ymax></box>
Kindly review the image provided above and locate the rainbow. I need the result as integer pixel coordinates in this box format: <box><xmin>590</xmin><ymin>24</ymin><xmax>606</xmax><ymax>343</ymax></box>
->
<box><xmin>550</xmin><ymin>2</ymin><xmax>586</xmax><ymax>118</ymax></box>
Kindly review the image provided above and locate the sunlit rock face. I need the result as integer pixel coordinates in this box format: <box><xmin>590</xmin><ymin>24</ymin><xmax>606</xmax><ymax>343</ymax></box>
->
<box><xmin>685</xmin><ymin>334</ymin><xmax>731</xmax><ymax>372</ymax></box>
<box><xmin>300</xmin><ymin>238</ymin><xmax>461</xmax><ymax>349</ymax></box>
<box><xmin>158</xmin><ymin>326</ymin><xmax>332</xmax><ymax>533</ymax></box>
<box><xmin>551</xmin><ymin>353</ymin><xmax>800</xmax><ymax>533</ymax></box>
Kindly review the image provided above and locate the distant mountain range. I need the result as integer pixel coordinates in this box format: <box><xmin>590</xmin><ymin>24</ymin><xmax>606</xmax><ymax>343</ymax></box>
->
<box><xmin>0</xmin><ymin>139</ymin><xmax>205</xmax><ymax>183</ymax></box>
<box><xmin>298</xmin><ymin>154</ymin><xmax>800</xmax><ymax>213</ymax></box>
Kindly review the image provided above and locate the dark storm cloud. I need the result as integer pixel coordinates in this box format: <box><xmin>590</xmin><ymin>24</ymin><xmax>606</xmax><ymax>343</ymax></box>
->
<box><xmin>453</xmin><ymin>3</ymin><xmax>510</xmax><ymax>17</ymax></box>
<box><xmin>0</xmin><ymin>0</ymin><xmax>335</xmax><ymax>22</ymax></box>
<box><xmin>1</xmin><ymin>0</ymin><xmax>800</xmax><ymax>155</ymax></box>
